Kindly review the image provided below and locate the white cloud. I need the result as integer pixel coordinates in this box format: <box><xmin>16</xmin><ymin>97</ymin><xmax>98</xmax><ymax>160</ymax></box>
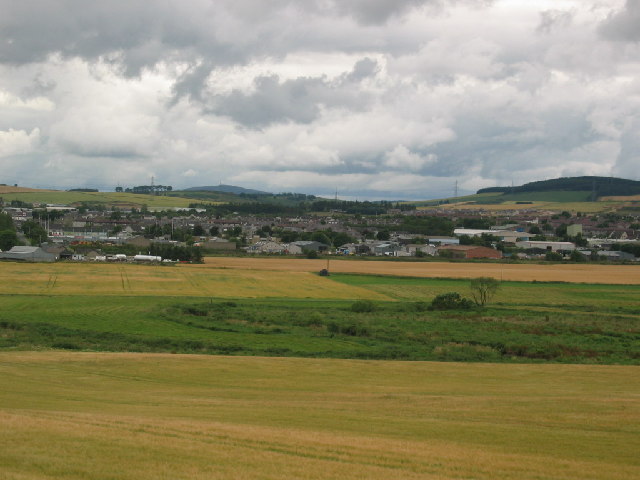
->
<box><xmin>0</xmin><ymin>128</ymin><xmax>40</xmax><ymax>157</ymax></box>
<box><xmin>384</xmin><ymin>145</ymin><xmax>437</xmax><ymax>171</ymax></box>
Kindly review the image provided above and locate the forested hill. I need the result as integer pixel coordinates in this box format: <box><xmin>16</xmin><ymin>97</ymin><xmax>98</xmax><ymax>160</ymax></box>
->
<box><xmin>477</xmin><ymin>176</ymin><xmax>640</xmax><ymax>198</ymax></box>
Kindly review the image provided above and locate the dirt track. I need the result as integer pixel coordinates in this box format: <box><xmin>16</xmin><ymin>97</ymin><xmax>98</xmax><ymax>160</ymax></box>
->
<box><xmin>199</xmin><ymin>257</ymin><xmax>640</xmax><ymax>284</ymax></box>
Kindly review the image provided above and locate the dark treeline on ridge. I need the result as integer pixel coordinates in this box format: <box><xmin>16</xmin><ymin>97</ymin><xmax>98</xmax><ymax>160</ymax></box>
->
<box><xmin>478</xmin><ymin>176</ymin><xmax>640</xmax><ymax>198</ymax></box>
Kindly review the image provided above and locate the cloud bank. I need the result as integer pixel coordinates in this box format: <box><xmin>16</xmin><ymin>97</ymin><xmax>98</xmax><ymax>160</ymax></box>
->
<box><xmin>0</xmin><ymin>0</ymin><xmax>637</xmax><ymax>199</ymax></box>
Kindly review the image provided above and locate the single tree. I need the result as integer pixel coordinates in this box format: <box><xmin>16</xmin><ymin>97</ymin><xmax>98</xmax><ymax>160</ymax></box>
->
<box><xmin>469</xmin><ymin>277</ymin><xmax>500</xmax><ymax>306</ymax></box>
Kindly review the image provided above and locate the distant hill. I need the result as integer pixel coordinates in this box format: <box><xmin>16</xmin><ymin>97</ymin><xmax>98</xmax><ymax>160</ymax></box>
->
<box><xmin>477</xmin><ymin>176</ymin><xmax>640</xmax><ymax>199</ymax></box>
<box><xmin>184</xmin><ymin>185</ymin><xmax>271</xmax><ymax>195</ymax></box>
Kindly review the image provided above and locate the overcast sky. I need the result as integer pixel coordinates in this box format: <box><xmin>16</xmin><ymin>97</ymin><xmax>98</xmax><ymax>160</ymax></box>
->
<box><xmin>1</xmin><ymin>0</ymin><xmax>639</xmax><ymax>199</ymax></box>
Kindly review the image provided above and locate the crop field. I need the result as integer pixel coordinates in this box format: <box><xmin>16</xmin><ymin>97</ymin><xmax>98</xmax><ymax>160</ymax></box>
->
<box><xmin>200</xmin><ymin>256</ymin><xmax>640</xmax><ymax>284</ymax></box>
<box><xmin>0</xmin><ymin>352</ymin><xmax>637</xmax><ymax>480</ymax></box>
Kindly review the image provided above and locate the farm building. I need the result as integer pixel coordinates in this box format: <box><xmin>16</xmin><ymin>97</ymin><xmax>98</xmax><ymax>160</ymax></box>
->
<box><xmin>437</xmin><ymin>245</ymin><xmax>503</xmax><ymax>259</ymax></box>
<box><xmin>0</xmin><ymin>246</ymin><xmax>57</xmax><ymax>262</ymax></box>
<box><xmin>516</xmin><ymin>241</ymin><xmax>576</xmax><ymax>252</ymax></box>
<box><xmin>454</xmin><ymin>228</ymin><xmax>533</xmax><ymax>243</ymax></box>
<box><xmin>289</xmin><ymin>241</ymin><xmax>329</xmax><ymax>253</ymax></box>
<box><xmin>198</xmin><ymin>239</ymin><xmax>236</xmax><ymax>251</ymax></box>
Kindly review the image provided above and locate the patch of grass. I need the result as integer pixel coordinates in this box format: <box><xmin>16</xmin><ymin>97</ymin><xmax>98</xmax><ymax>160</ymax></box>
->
<box><xmin>0</xmin><ymin>292</ymin><xmax>637</xmax><ymax>363</ymax></box>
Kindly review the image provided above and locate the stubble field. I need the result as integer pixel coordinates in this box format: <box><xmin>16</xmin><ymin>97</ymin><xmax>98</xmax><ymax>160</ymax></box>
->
<box><xmin>0</xmin><ymin>261</ymin><xmax>385</xmax><ymax>299</ymax></box>
<box><xmin>201</xmin><ymin>256</ymin><xmax>640</xmax><ymax>284</ymax></box>
<box><xmin>1</xmin><ymin>352</ymin><xmax>638</xmax><ymax>480</ymax></box>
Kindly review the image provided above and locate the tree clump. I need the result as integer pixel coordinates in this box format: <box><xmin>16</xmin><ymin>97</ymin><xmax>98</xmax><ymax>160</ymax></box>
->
<box><xmin>429</xmin><ymin>292</ymin><xmax>474</xmax><ymax>310</ymax></box>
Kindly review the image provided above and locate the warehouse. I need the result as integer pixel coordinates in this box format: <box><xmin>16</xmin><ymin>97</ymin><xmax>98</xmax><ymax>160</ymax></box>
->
<box><xmin>0</xmin><ymin>246</ymin><xmax>57</xmax><ymax>262</ymax></box>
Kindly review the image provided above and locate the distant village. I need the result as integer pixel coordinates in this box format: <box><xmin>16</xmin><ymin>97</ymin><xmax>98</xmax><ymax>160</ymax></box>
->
<box><xmin>1</xmin><ymin>198</ymin><xmax>639</xmax><ymax>263</ymax></box>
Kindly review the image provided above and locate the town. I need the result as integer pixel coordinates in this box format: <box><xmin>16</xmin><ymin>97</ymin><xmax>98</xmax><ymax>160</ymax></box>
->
<box><xmin>1</xmin><ymin>194</ymin><xmax>639</xmax><ymax>263</ymax></box>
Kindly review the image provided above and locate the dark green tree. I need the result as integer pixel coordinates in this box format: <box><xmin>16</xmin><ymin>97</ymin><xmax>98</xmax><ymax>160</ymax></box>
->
<box><xmin>0</xmin><ymin>230</ymin><xmax>18</xmax><ymax>251</ymax></box>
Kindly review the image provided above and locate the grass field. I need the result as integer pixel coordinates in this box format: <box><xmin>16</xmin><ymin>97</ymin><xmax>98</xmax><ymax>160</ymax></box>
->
<box><xmin>0</xmin><ymin>352</ymin><xmax>637</xmax><ymax>480</ymax></box>
<box><xmin>200</xmin><ymin>257</ymin><xmax>640</xmax><ymax>284</ymax></box>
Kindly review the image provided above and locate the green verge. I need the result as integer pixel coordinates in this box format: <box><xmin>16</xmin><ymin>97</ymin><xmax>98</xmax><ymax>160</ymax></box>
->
<box><xmin>1</xmin><ymin>273</ymin><xmax>638</xmax><ymax>363</ymax></box>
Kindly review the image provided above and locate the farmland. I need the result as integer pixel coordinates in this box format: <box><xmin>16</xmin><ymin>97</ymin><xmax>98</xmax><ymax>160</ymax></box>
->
<box><xmin>0</xmin><ymin>261</ymin><xmax>638</xmax><ymax>363</ymax></box>
<box><xmin>0</xmin><ymin>352</ymin><xmax>638</xmax><ymax>480</ymax></box>
<box><xmin>0</xmin><ymin>189</ymin><xmax>219</xmax><ymax>209</ymax></box>
<box><xmin>200</xmin><ymin>256</ymin><xmax>640</xmax><ymax>284</ymax></box>
<box><xmin>0</xmin><ymin>261</ymin><xmax>384</xmax><ymax>299</ymax></box>
<box><xmin>0</xmin><ymin>260</ymin><xmax>638</xmax><ymax>479</ymax></box>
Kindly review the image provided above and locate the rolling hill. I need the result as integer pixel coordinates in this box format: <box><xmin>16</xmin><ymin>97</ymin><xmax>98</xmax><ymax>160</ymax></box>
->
<box><xmin>477</xmin><ymin>176</ymin><xmax>640</xmax><ymax>199</ymax></box>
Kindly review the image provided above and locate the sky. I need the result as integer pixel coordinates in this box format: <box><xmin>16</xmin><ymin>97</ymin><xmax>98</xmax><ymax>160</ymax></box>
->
<box><xmin>1</xmin><ymin>0</ymin><xmax>639</xmax><ymax>200</ymax></box>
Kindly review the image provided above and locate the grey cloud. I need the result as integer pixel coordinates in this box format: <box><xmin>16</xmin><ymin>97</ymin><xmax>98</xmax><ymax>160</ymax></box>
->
<box><xmin>0</xmin><ymin>1</ymin><xmax>244</xmax><ymax>74</ymax></box>
<box><xmin>599</xmin><ymin>0</ymin><xmax>640</xmax><ymax>42</ymax></box>
<box><xmin>333</xmin><ymin>0</ymin><xmax>431</xmax><ymax>25</ymax></box>
<box><xmin>212</xmin><ymin>75</ymin><xmax>324</xmax><ymax>127</ymax></box>
<box><xmin>346</xmin><ymin>57</ymin><xmax>380</xmax><ymax>81</ymax></box>
<box><xmin>536</xmin><ymin>10</ymin><xmax>573</xmax><ymax>34</ymax></box>
<box><xmin>331</xmin><ymin>0</ymin><xmax>494</xmax><ymax>26</ymax></box>
<box><xmin>171</xmin><ymin>61</ymin><xmax>215</xmax><ymax>105</ymax></box>
<box><xmin>0</xmin><ymin>0</ymin><xmax>491</xmax><ymax>74</ymax></box>
<box><xmin>210</xmin><ymin>62</ymin><xmax>375</xmax><ymax>127</ymax></box>
<box><xmin>21</xmin><ymin>74</ymin><xmax>57</xmax><ymax>98</ymax></box>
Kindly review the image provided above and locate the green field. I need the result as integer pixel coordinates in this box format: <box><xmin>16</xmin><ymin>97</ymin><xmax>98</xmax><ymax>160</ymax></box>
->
<box><xmin>0</xmin><ymin>352</ymin><xmax>637</xmax><ymax>480</ymax></box>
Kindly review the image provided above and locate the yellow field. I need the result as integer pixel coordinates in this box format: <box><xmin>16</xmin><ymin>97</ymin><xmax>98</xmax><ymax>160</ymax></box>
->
<box><xmin>0</xmin><ymin>352</ymin><xmax>637</xmax><ymax>480</ymax></box>
<box><xmin>0</xmin><ymin>185</ymin><xmax>55</xmax><ymax>194</ymax></box>
<box><xmin>0</xmin><ymin>262</ymin><xmax>386</xmax><ymax>299</ymax></box>
<box><xmin>200</xmin><ymin>257</ymin><xmax>640</xmax><ymax>284</ymax></box>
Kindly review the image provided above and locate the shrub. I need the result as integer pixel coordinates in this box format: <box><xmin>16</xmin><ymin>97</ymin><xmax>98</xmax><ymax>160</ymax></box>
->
<box><xmin>351</xmin><ymin>299</ymin><xmax>376</xmax><ymax>313</ymax></box>
<box><xmin>429</xmin><ymin>292</ymin><xmax>474</xmax><ymax>310</ymax></box>
<box><xmin>545</xmin><ymin>251</ymin><xmax>563</xmax><ymax>261</ymax></box>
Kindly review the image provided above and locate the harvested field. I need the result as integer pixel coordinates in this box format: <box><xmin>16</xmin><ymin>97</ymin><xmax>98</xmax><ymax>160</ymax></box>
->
<box><xmin>0</xmin><ymin>262</ymin><xmax>386</xmax><ymax>299</ymax></box>
<box><xmin>0</xmin><ymin>185</ymin><xmax>54</xmax><ymax>194</ymax></box>
<box><xmin>200</xmin><ymin>257</ymin><xmax>640</xmax><ymax>284</ymax></box>
<box><xmin>0</xmin><ymin>352</ymin><xmax>637</xmax><ymax>480</ymax></box>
